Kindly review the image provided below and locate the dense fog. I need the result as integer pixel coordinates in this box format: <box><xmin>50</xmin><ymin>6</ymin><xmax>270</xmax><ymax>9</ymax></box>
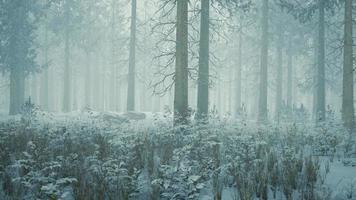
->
<box><xmin>0</xmin><ymin>0</ymin><xmax>356</xmax><ymax>199</ymax></box>
<box><xmin>0</xmin><ymin>0</ymin><xmax>352</xmax><ymax>121</ymax></box>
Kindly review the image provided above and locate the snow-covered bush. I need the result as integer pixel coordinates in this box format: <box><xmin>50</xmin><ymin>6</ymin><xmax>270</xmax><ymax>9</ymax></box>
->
<box><xmin>0</xmin><ymin>112</ymin><xmax>354</xmax><ymax>199</ymax></box>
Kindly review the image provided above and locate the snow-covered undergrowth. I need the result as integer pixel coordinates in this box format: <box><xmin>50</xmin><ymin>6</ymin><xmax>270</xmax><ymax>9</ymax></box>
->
<box><xmin>0</xmin><ymin>110</ymin><xmax>356</xmax><ymax>200</ymax></box>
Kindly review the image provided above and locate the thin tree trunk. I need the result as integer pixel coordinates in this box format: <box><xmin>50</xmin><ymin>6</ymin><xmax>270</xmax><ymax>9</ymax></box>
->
<box><xmin>101</xmin><ymin>58</ymin><xmax>106</xmax><ymax>110</ymax></box>
<box><xmin>127</xmin><ymin>0</ymin><xmax>137</xmax><ymax>111</ymax></box>
<box><xmin>63</xmin><ymin>1</ymin><xmax>71</xmax><ymax>112</ymax></box>
<box><xmin>140</xmin><ymin>81</ymin><xmax>146</xmax><ymax>111</ymax></box>
<box><xmin>174</xmin><ymin>0</ymin><xmax>189</xmax><ymax>125</ymax></box>
<box><xmin>72</xmin><ymin>68</ymin><xmax>77</xmax><ymax>111</ymax></box>
<box><xmin>342</xmin><ymin>0</ymin><xmax>354</xmax><ymax>130</ymax></box>
<box><xmin>312</xmin><ymin>32</ymin><xmax>318</xmax><ymax>121</ymax></box>
<box><xmin>41</xmin><ymin>70</ymin><xmax>49</xmax><ymax>110</ymax></box>
<box><xmin>316</xmin><ymin>0</ymin><xmax>325</xmax><ymax>122</ymax></box>
<box><xmin>84</xmin><ymin>51</ymin><xmax>91</xmax><ymax>108</ymax></box>
<box><xmin>41</xmin><ymin>24</ymin><xmax>49</xmax><ymax>110</ymax></box>
<box><xmin>258</xmin><ymin>0</ymin><xmax>269</xmax><ymax>123</ymax></box>
<box><xmin>228</xmin><ymin>66</ymin><xmax>232</xmax><ymax>113</ymax></box>
<box><xmin>31</xmin><ymin>75</ymin><xmax>38</xmax><ymax>104</ymax></box>
<box><xmin>110</xmin><ymin>63</ymin><xmax>117</xmax><ymax>111</ymax></box>
<box><xmin>196</xmin><ymin>0</ymin><xmax>210</xmax><ymax>121</ymax></box>
<box><xmin>9</xmin><ymin>67</ymin><xmax>25</xmax><ymax>115</ymax></box>
<box><xmin>287</xmin><ymin>37</ymin><xmax>293</xmax><ymax>110</ymax></box>
<box><xmin>110</xmin><ymin>0</ymin><xmax>117</xmax><ymax>111</ymax></box>
<box><xmin>116</xmin><ymin>79</ymin><xmax>121</xmax><ymax>111</ymax></box>
<box><xmin>235</xmin><ymin>18</ymin><xmax>242</xmax><ymax>118</ymax></box>
<box><xmin>275</xmin><ymin>26</ymin><xmax>283</xmax><ymax>121</ymax></box>
<box><xmin>84</xmin><ymin>0</ymin><xmax>93</xmax><ymax>109</ymax></box>
<box><xmin>217</xmin><ymin>73</ymin><xmax>222</xmax><ymax>115</ymax></box>
<box><xmin>9</xmin><ymin>1</ymin><xmax>26</xmax><ymax>115</ymax></box>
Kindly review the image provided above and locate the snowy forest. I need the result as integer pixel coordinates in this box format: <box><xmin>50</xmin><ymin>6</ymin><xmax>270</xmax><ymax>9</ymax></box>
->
<box><xmin>0</xmin><ymin>0</ymin><xmax>356</xmax><ymax>199</ymax></box>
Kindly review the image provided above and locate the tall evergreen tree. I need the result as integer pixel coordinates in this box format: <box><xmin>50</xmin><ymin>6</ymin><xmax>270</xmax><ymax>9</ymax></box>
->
<box><xmin>49</xmin><ymin>0</ymin><xmax>83</xmax><ymax>112</ymax></box>
<box><xmin>286</xmin><ymin>36</ymin><xmax>293</xmax><ymax>110</ymax></box>
<box><xmin>342</xmin><ymin>0</ymin><xmax>354</xmax><ymax>130</ymax></box>
<box><xmin>62</xmin><ymin>0</ymin><xmax>71</xmax><ymax>112</ymax></box>
<box><xmin>279</xmin><ymin>0</ymin><xmax>340</xmax><ymax>122</ymax></box>
<box><xmin>127</xmin><ymin>0</ymin><xmax>137</xmax><ymax>112</ymax></box>
<box><xmin>196</xmin><ymin>0</ymin><xmax>210</xmax><ymax>121</ymax></box>
<box><xmin>174</xmin><ymin>0</ymin><xmax>189</xmax><ymax>125</ymax></box>
<box><xmin>275</xmin><ymin>23</ymin><xmax>284</xmax><ymax>121</ymax></box>
<box><xmin>40</xmin><ymin>21</ymin><xmax>49</xmax><ymax>111</ymax></box>
<box><xmin>315</xmin><ymin>0</ymin><xmax>326</xmax><ymax>122</ymax></box>
<box><xmin>258</xmin><ymin>0</ymin><xmax>269</xmax><ymax>123</ymax></box>
<box><xmin>196</xmin><ymin>0</ymin><xmax>251</xmax><ymax>121</ymax></box>
<box><xmin>0</xmin><ymin>0</ymin><xmax>42</xmax><ymax>115</ymax></box>
<box><xmin>235</xmin><ymin>22</ymin><xmax>243</xmax><ymax>117</ymax></box>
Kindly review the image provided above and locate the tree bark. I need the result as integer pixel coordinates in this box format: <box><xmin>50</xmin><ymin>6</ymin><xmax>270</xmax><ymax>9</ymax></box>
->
<box><xmin>312</xmin><ymin>32</ymin><xmax>318</xmax><ymax>121</ymax></box>
<box><xmin>31</xmin><ymin>74</ymin><xmax>38</xmax><ymax>104</ymax></box>
<box><xmin>9</xmin><ymin>67</ymin><xmax>25</xmax><ymax>115</ymax></box>
<box><xmin>41</xmin><ymin>70</ymin><xmax>49</xmax><ymax>110</ymax></box>
<box><xmin>127</xmin><ymin>0</ymin><xmax>137</xmax><ymax>111</ymax></box>
<box><xmin>316</xmin><ymin>0</ymin><xmax>325</xmax><ymax>122</ymax></box>
<box><xmin>84</xmin><ymin>51</ymin><xmax>91</xmax><ymax>108</ymax></box>
<box><xmin>44</xmin><ymin>68</ymin><xmax>49</xmax><ymax>106</ymax></box>
<box><xmin>196</xmin><ymin>0</ymin><xmax>210</xmax><ymax>121</ymax></box>
<box><xmin>110</xmin><ymin>0</ymin><xmax>118</xmax><ymax>111</ymax></box>
<box><xmin>235</xmin><ymin>16</ymin><xmax>242</xmax><ymax>118</ymax></box>
<box><xmin>342</xmin><ymin>0</ymin><xmax>354</xmax><ymax>130</ymax></box>
<box><xmin>287</xmin><ymin>37</ymin><xmax>293</xmax><ymax>110</ymax></box>
<box><xmin>275</xmin><ymin>25</ymin><xmax>283</xmax><ymax>121</ymax></box>
<box><xmin>258</xmin><ymin>0</ymin><xmax>269</xmax><ymax>123</ymax></box>
<box><xmin>174</xmin><ymin>0</ymin><xmax>189</xmax><ymax>125</ymax></box>
<box><xmin>62</xmin><ymin>1</ymin><xmax>71</xmax><ymax>112</ymax></box>
<box><xmin>41</xmin><ymin>24</ymin><xmax>49</xmax><ymax>110</ymax></box>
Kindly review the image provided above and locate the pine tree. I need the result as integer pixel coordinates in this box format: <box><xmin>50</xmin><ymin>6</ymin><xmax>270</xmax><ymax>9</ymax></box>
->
<box><xmin>0</xmin><ymin>0</ymin><xmax>42</xmax><ymax>115</ymax></box>
<box><xmin>174</xmin><ymin>0</ymin><xmax>189</xmax><ymax>125</ymax></box>
<box><xmin>196</xmin><ymin>0</ymin><xmax>210</xmax><ymax>121</ymax></box>
<box><xmin>127</xmin><ymin>0</ymin><xmax>137</xmax><ymax>112</ymax></box>
<box><xmin>278</xmin><ymin>0</ymin><xmax>340</xmax><ymax>122</ymax></box>
<box><xmin>258</xmin><ymin>0</ymin><xmax>269</xmax><ymax>123</ymax></box>
<box><xmin>342</xmin><ymin>0</ymin><xmax>354</xmax><ymax>130</ymax></box>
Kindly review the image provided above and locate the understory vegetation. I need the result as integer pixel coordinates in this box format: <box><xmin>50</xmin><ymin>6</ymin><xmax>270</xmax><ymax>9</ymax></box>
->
<box><xmin>0</xmin><ymin>109</ymin><xmax>355</xmax><ymax>200</ymax></box>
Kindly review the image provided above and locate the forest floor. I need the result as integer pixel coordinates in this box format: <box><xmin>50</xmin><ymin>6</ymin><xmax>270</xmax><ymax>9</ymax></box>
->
<box><xmin>0</xmin><ymin>110</ymin><xmax>356</xmax><ymax>199</ymax></box>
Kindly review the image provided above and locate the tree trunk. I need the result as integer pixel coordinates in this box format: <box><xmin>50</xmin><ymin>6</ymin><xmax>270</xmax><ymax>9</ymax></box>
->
<box><xmin>72</xmin><ymin>68</ymin><xmax>77</xmax><ymax>111</ymax></box>
<box><xmin>174</xmin><ymin>0</ymin><xmax>189</xmax><ymax>125</ymax></box>
<box><xmin>196</xmin><ymin>0</ymin><xmax>210</xmax><ymax>121</ymax></box>
<box><xmin>62</xmin><ymin>1</ymin><xmax>71</xmax><ymax>112</ymax></box>
<box><xmin>258</xmin><ymin>0</ymin><xmax>269</xmax><ymax>123</ymax></box>
<box><xmin>342</xmin><ymin>0</ymin><xmax>354</xmax><ymax>130</ymax></box>
<box><xmin>110</xmin><ymin>63</ymin><xmax>117</xmax><ymax>111</ymax></box>
<box><xmin>217</xmin><ymin>73</ymin><xmax>222</xmax><ymax>115</ymax></box>
<box><xmin>228</xmin><ymin>66</ymin><xmax>232</xmax><ymax>113</ymax></box>
<box><xmin>84</xmin><ymin>51</ymin><xmax>91</xmax><ymax>108</ymax></box>
<box><xmin>287</xmin><ymin>37</ymin><xmax>293</xmax><ymax>110</ymax></box>
<box><xmin>118</xmin><ymin>78</ymin><xmax>122</xmax><ymax>112</ymax></box>
<box><xmin>235</xmin><ymin>17</ymin><xmax>242</xmax><ymax>118</ymax></box>
<box><xmin>275</xmin><ymin>26</ymin><xmax>283</xmax><ymax>121</ymax></box>
<box><xmin>127</xmin><ymin>0</ymin><xmax>137</xmax><ymax>111</ymax></box>
<box><xmin>312</xmin><ymin>32</ymin><xmax>318</xmax><ymax>121</ymax></box>
<box><xmin>9</xmin><ymin>67</ymin><xmax>25</xmax><ymax>115</ymax></box>
<box><xmin>41</xmin><ymin>69</ymin><xmax>49</xmax><ymax>110</ymax></box>
<box><xmin>316</xmin><ymin>0</ymin><xmax>325</xmax><ymax>122</ymax></box>
<box><xmin>110</xmin><ymin>0</ymin><xmax>117</xmax><ymax>111</ymax></box>
<box><xmin>41</xmin><ymin>25</ymin><xmax>49</xmax><ymax>110</ymax></box>
<box><xmin>31</xmin><ymin>74</ymin><xmax>38</xmax><ymax>104</ymax></box>
<box><xmin>93</xmin><ymin>58</ymin><xmax>100</xmax><ymax>110</ymax></box>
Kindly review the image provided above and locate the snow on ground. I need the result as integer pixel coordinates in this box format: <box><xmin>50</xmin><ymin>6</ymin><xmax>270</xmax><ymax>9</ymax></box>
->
<box><xmin>326</xmin><ymin>160</ymin><xmax>356</xmax><ymax>199</ymax></box>
<box><xmin>1</xmin><ymin>111</ymin><xmax>356</xmax><ymax>199</ymax></box>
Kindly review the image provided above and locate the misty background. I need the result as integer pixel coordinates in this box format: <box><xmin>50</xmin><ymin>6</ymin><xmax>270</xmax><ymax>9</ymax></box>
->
<box><xmin>0</xmin><ymin>0</ymin><xmax>355</xmax><ymax>124</ymax></box>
